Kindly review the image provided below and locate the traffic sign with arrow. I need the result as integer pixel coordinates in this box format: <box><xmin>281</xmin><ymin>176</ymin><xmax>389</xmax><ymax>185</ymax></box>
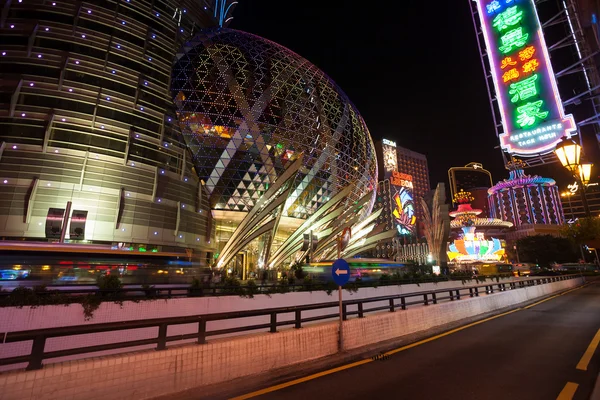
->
<box><xmin>331</xmin><ymin>258</ymin><xmax>350</xmax><ymax>286</ymax></box>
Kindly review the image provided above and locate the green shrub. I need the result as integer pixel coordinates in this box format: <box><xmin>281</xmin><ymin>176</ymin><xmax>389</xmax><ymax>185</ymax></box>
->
<box><xmin>4</xmin><ymin>287</ymin><xmax>39</xmax><ymax>307</ymax></box>
<box><xmin>302</xmin><ymin>275</ymin><xmax>314</xmax><ymax>292</ymax></box>
<box><xmin>97</xmin><ymin>275</ymin><xmax>122</xmax><ymax>292</ymax></box>
<box><xmin>244</xmin><ymin>280</ymin><xmax>259</xmax><ymax>298</ymax></box>
<box><xmin>379</xmin><ymin>274</ymin><xmax>391</xmax><ymax>285</ymax></box>
<box><xmin>324</xmin><ymin>281</ymin><xmax>338</xmax><ymax>295</ymax></box>
<box><xmin>344</xmin><ymin>281</ymin><xmax>360</xmax><ymax>294</ymax></box>
<box><xmin>81</xmin><ymin>294</ymin><xmax>102</xmax><ymax>321</ymax></box>
<box><xmin>188</xmin><ymin>277</ymin><xmax>204</xmax><ymax>297</ymax></box>
<box><xmin>141</xmin><ymin>284</ymin><xmax>157</xmax><ymax>298</ymax></box>
<box><xmin>222</xmin><ymin>276</ymin><xmax>243</xmax><ymax>295</ymax></box>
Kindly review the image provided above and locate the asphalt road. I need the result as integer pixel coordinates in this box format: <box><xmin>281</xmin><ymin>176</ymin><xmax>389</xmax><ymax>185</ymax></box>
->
<box><xmin>232</xmin><ymin>283</ymin><xmax>600</xmax><ymax>400</ymax></box>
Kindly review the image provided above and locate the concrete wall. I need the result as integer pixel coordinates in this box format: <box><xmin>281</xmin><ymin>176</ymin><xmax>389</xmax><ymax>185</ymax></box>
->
<box><xmin>0</xmin><ymin>278</ymin><xmax>518</xmax><ymax>371</ymax></box>
<box><xmin>343</xmin><ymin>276</ymin><xmax>582</xmax><ymax>350</ymax></box>
<box><xmin>0</xmin><ymin>277</ymin><xmax>583</xmax><ymax>400</ymax></box>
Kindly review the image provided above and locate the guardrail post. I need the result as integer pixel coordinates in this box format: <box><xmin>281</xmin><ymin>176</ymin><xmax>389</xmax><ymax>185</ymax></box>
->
<box><xmin>26</xmin><ymin>335</ymin><xmax>46</xmax><ymax>370</ymax></box>
<box><xmin>469</xmin><ymin>287</ymin><xmax>474</xmax><ymax>297</ymax></box>
<box><xmin>449</xmin><ymin>290</ymin><xmax>454</xmax><ymax>301</ymax></box>
<box><xmin>342</xmin><ymin>304</ymin><xmax>347</xmax><ymax>321</ymax></box>
<box><xmin>358</xmin><ymin>302</ymin><xmax>364</xmax><ymax>317</ymax></box>
<box><xmin>456</xmin><ymin>289</ymin><xmax>461</xmax><ymax>300</ymax></box>
<box><xmin>489</xmin><ymin>285</ymin><xmax>494</xmax><ymax>294</ymax></box>
<box><xmin>475</xmin><ymin>287</ymin><xmax>479</xmax><ymax>297</ymax></box>
<box><xmin>156</xmin><ymin>323</ymin><xmax>168</xmax><ymax>350</ymax></box>
<box><xmin>197</xmin><ymin>318</ymin><xmax>206</xmax><ymax>344</ymax></box>
<box><xmin>432</xmin><ymin>292</ymin><xmax>437</xmax><ymax>304</ymax></box>
<box><xmin>423</xmin><ymin>294</ymin><xmax>429</xmax><ymax>306</ymax></box>
<box><xmin>270</xmin><ymin>312</ymin><xmax>277</xmax><ymax>333</ymax></box>
<box><xmin>295</xmin><ymin>310</ymin><xmax>302</xmax><ymax>329</ymax></box>
<box><xmin>401</xmin><ymin>296</ymin><xmax>406</xmax><ymax>310</ymax></box>
<box><xmin>388</xmin><ymin>299</ymin><xmax>394</xmax><ymax>312</ymax></box>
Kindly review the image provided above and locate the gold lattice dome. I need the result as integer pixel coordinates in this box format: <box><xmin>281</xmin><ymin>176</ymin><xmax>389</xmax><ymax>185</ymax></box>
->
<box><xmin>171</xmin><ymin>28</ymin><xmax>377</xmax><ymax>219</ymax></box>
<box><xmin>453</xmin><ymin>189</ymin><xmax>475</xmax><ymax>204</ymax></box>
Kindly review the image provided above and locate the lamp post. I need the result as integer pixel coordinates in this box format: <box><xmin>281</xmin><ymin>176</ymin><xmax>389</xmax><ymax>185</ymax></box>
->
<box><xmin>561</xmin><ymin>192</ymin><xmax>576</xmax><ymax>220</ymax></box>
<box><xmin>554</xmin><ymin>138</ymin><xmax>593</xmax><ymax>217</ymax></box>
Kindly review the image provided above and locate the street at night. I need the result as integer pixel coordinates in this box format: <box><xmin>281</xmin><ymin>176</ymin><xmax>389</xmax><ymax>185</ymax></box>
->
<box><xmin>227</xmin><ymin>283</ymin><xmax>600</xmax><ymax>400</ymax></box>
<box><xmin>1</xmin><ymin>0</ymin><xmax>600</xmax><ymax>399</ymax></box>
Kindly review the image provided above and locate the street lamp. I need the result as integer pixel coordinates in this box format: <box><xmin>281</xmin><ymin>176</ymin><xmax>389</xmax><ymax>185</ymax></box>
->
<box><xmin>579</xmin><ymin>162</ymin><xmax>593</xmax><ymax>185</ymax></box>
<box><xmin>554</xmin><ymin>138</ymin><xmax>592</xmax><ymax>217</ymax></box>
<box><xmin>554</xmin><ymin>137</ymin><xmax>581</xmax><ymax>172</ymax></box>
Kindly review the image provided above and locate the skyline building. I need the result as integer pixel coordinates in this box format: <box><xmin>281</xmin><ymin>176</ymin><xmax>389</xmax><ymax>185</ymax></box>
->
<box><xmin>395</xmin><ymin>145</ymin><xmax>431</xmax><ymax>237</ymax></box>
<box><xmin>0</xmin><ymin>0</ymin><xmax>236</xmax><ymax>260</ymax></box>
<box><xmin>448</xmin><ymin>163</ymin><xmax>494</xmax><ymax>217</ymax></box>
<box><xmin>560</xmin><ymin>182</ymin><xmax>600</xmax><ymax>221</ymax></box>
<box><xmin>372</xmin><ymin>139</ymin><xmax>426</xmax><ymax>260</ymax></box>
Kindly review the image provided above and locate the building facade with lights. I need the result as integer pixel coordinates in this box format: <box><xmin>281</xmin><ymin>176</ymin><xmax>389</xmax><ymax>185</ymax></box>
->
<box><xmin>172</xmin><ymin>28</ymin><xmax>379</xmax><ymax>273</ymax></box>
<box><xmin>488</xmin><ymin>159</ymin><xmax>565</xmax><ymax>239</ymax></box>
<box><xmin>561</xmin><ymin>183</ymin><xmax>600</xmax><ymax>221</ymax></box>
<box><xmin>0</xmin><ymin>4</ymin><xmax>383</xmax><ymax>273</ymax></box>
<box><xmin>371</xmin><ymin>140</ymin><xmax>427</xmax><ymax>262</ymax></box>
<box><xmin>0</xmin><ymin>0</ymin><xmax>235</xmax><ymax>259</ymax></box>
<box><xmin>394</xmin><ymin>145</ymin><xmax>430</xmax><ymax>237</ymax></box>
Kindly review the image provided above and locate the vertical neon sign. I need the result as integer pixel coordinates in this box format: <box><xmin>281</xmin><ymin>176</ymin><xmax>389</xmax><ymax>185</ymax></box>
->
<box><xmin>476</xmin><ymin>0</ymin><xmax>576</xmax><ymax>155</ymax></box>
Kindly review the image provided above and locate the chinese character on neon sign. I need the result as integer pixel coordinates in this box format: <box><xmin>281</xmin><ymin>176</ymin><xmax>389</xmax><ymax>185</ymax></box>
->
<box><xmin>476</xmin><ymin>0</ymin><xmax>576</xmax><ymax>156</ymax></box>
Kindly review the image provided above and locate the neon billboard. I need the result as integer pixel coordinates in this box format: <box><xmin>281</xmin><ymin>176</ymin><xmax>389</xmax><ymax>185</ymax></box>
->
<box><xmin>476</xmin><ymin>0</ymin><xmax>576</xmax><ymax>155</ymax></box>
<box><xmin>382</xmin><ymin>140</ymin><xmax>397</xmax><ymax>176</ymax></box>
<box><xmin>391</xmin><ymin>172</ymin><xmax>416</xmax><ymax>234</ymax></box>
<box><xmin>447</xmin><ymin>236</ymin><xmax>505</xmax><ymax>262</ymax></box>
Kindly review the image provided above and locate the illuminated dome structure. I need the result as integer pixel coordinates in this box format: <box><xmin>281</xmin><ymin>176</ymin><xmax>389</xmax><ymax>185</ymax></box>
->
<box><xmin>488</xmin><ymin>158</ymin><xmax>564</xmax><ymax>227</ymax></box>
<box><xmin>447</xmin><ymin>190</ymin><xmax>511</xmax><ymax>263</ymax></box>
<box><xmin>171</xmin><ymin>28</ymin><xmax>377</xmax><ymax>219</ymax></box>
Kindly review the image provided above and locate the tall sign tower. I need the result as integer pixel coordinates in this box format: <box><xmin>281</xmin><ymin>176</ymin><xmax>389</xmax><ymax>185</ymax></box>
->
<box><xmin>470</xmin><ymin>0</ymin><xmax>600</xmax><ymax>166</ymax></box>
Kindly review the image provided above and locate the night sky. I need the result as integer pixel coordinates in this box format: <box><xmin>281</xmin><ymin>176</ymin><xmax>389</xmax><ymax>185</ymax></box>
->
<box><xmin>230</xmin><ymin>0</ymin><xmax>586</xmax><ymax>191</ymax></box>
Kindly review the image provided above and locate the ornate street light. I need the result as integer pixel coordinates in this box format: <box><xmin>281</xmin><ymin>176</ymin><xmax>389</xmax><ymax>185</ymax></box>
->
<box><xmin>554</xmin><ymin>137</ymin><xmax>581</xmax><ymax>172</ymax></box>
<box><xmin>578</xmin><ymin>162</ymin><xmax>593</xmax><ymax>185</ymax></box>
<box><xmin>554</xmin><ymin>137</ymin><xmax>591</xmax><ymax>217</ymax></box>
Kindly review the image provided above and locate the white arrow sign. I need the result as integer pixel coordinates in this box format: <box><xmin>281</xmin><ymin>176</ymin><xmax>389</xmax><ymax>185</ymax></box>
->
<box><xmin>335</xmin><ymin>268</ymin><xmax>348</xmax><ymax>276</ymax></box>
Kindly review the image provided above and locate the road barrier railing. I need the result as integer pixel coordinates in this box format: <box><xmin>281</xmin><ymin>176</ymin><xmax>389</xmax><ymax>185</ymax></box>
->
<box><xmin>0</xmin><ymin>275</ymin><xmax>517</xmax><ymax>299</ymax></box>
<box><xmin>0</xmin><ymin>274</ymin><xmax>581</xmax><ymax>371</ymax></box>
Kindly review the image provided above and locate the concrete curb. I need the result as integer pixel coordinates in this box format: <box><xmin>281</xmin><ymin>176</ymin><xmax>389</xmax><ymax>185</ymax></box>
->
<box><xmin>151</xmin><ymin>283</ymin><xmax>586</xmax><ymax>400</ymax></box>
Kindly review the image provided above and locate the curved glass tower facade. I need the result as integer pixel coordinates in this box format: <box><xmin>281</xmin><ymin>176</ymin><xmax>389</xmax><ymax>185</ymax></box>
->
<box><xmin>172</xmin><ymin>28</ymin><xmax>378</xmax><ymax>219</ymax></box>
<box><xmin>0</xmin><ymin>0</ymin><xmax>225</xmax><ymax>253</ymax></box>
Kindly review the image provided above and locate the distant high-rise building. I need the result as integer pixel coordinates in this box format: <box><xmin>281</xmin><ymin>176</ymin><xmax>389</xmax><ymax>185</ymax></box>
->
<box><xmin>448</xmin><ymin>163</ymin><xmax>493</xmax><ymax>217</ymax></box>
<box><xmin>395</xmin><ymin>145</ymin><xmax>430</xmax><ymax>236</ymax></box>
<box><xmin>371</xmin><ymin>140</ymin><xmax>429</xmax><ymax>259</ymax></box>
<box><xmin>560</xmin><ymin>183</ymin><xmax>600</xmax><ymax>221</ymax></box>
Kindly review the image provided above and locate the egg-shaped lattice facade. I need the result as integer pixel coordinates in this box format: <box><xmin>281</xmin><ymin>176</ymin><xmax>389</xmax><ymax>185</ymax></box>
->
<box><xmin>171</xmin><ymin>28</ymin><xmax>377</xmax><ymax>219</ymax></box>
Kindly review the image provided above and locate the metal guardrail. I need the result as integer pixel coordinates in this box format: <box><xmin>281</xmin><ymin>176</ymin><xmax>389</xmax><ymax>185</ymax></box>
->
<box><xmin>0</xmin><ymin>275</ymin><xmax>580</xmax><ymax>371</ymax></box>
<box><xmin>0</xmin><ymin>275</ymin><xmax>516</xmax><ymax>299</ymax></box>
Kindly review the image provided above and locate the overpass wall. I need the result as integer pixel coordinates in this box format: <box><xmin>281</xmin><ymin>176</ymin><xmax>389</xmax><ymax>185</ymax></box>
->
<box><xmin>0</xmin><ymin>278</ymin><xmax>519</xmax><ymax>369</ymax></box>
<box><xmin>342</xmin><ymin>276</ymin><xmax>583</xmax><ymax>350</ymax></box>
<box><xmin>0</xmin><ymin>277</ymin><xmax>584</xmax><ymax>400</ymax></box>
